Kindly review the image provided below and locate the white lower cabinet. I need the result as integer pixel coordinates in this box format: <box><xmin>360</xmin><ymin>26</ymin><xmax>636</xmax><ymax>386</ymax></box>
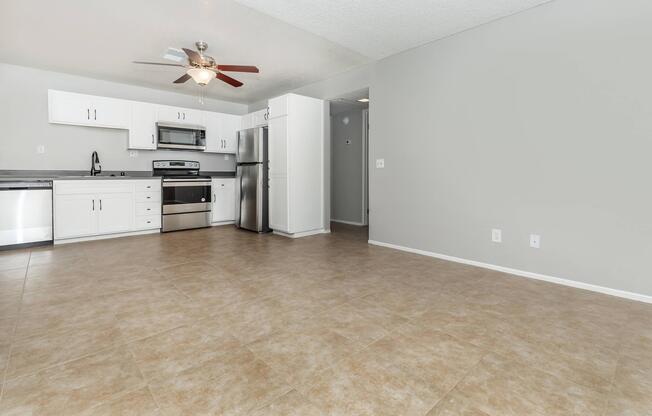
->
<box><xmin>54</xmin><ymin>179</ymin><xmax>161</xmax><ymax>242</ymax></box>
<box><xmin>211</xmin><ymin>178</ymin><xmax>235</xmax><ymax>223</ymax></box>
<box><xmin>269</xmin><ymin>175</ymin><xmax>289</xmax><ymax>232</ymax></box>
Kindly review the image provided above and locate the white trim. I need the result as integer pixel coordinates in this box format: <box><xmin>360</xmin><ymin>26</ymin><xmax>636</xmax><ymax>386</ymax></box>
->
<box><xmin>211</xmin><ymin>221</ymin><xmax>235</xmax><ymax>227</ymax></box>
<box><xmin>368</xmin><ymin>239</ymin><xmax>652</xmax><ymax>304</ymax></box>
<box><xmin>55</xmin><ymin>229</ymin><xmax>159</xmax><ymax>245</ymax></box>
<box><xmin>361</xmin><ymin>108</ymin><xmax>369</xmax><ymax>226</ymax></box>
<box><xmin>331</xmin><ymin>219</ymin><xmax>365</xmax><ymax>226</ymax></box>
<box><xmin>273</xmin><ymin>229</ymin><xmax>329</xmax><ymax>239</ymax></box>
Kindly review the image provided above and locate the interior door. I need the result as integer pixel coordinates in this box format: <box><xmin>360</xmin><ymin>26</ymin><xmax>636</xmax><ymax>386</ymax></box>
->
<box><xmin>238</xmin><ymin>164</ymin><xmax>262</xmax><ymax>231</ymax></box>
<box><xmin>96</xmin><ymin>192</ymin><xmax>133</xmax><ymax>234</ymax></box>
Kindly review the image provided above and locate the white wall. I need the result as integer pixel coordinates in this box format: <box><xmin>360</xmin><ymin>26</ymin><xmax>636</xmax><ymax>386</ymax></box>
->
<box><xmin>331</xmin><ymin>108</ymin><xmax>364</xmax><ymax>224</ymax></box>
<box><xmin>0</xmin><ymin>63</ymin><xmax>248</xmax><ymax>172</ymax></box>
<box><xmin>369</xmin><ymin>0</ymin><xmax>652</xmax><ymax>297</ymax></box>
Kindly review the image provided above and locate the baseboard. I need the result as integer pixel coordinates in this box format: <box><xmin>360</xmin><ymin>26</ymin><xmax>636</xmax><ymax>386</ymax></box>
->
<box><xmin>211</xmin><ymin>221</ymin><xmax>235</xmax><ymax>227</ymax></box>
<box><xmin>331</xmin><ymin>219</ymin><xmax>366</xmax><ymax>226</ymax></box>
<box><xmin>368</xmin><ymin>240</ymin><xmax>652</xmax><ymax>304</ymax></box>
<box><xmin>55</xmin><ymin>229</ymin><xmax>160</xmax><ymax>245</ymax></box>
<box><xmin>273</xmin><ymin>229</ymin><xmax>329</xmax><ymax>239</ymax></box>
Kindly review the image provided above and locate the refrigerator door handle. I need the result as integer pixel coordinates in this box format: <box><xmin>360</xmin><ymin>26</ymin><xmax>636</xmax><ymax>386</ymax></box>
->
<box><xmin>256</xmin><ymin>163</ymin><xmax>263</xmax><ymax>231</ymax></box>
<box><xmin>234</xmin><ymin>166</ymin><xmax>242</xmax><ymax>228</ymax></box>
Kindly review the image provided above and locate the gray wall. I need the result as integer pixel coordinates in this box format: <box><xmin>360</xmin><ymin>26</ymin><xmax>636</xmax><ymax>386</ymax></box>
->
<box><xmin>331</xmin><ymin>108</ymin><xmax>364</xmax><ymax>224</ymax></box>
<box><xmin>0</xmin><ymin>63</ymin><xmax>248</xmax><ymax>172</ymax></box>
<box><xmin>369</xmin><ymin>0</ymin><xmax>652</xmax><ymax>296</ymax></box>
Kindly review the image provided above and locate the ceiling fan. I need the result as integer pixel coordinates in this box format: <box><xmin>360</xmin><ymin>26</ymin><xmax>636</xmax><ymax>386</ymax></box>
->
<box><xmin>133</xmin><ymin>41</ymin><xmax>259</xmax><ymax>88</ymax></box>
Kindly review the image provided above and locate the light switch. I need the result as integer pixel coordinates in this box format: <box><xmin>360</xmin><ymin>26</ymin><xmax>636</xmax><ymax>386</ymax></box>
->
<box><xmin>129</xmin><ymin>151</ymin><xmax>138</xmax><ymax>158</ymax></box>
<box><xmin>36</xmin><ymin>145</ymin><xmax>45</xmax><ymax>154</ymax></box>
<box><xmin>376</xmin><ymin>158</ymin><xmax>385</xmax><ymax>169</ymax></box>
<box><xmin>492</xmin><ymin>229</ymin><xmax>502</xmax><ymax>243</ymax></box>
<box><xmin>224</xmin><ymin>155</ymin><xmax>230</xmax><ymax>160</ymax></box>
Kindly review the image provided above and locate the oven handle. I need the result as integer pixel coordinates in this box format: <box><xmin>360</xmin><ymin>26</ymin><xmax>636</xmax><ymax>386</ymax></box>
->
<box><xmin>162</xmin><ymin>181</ymin><xmax>211</xmax><ymax>187</ymax></box>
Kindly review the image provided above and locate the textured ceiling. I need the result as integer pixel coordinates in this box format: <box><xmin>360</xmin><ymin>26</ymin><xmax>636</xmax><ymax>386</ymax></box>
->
<box><xmin>234</xmin><ymin>0</ymin><xmax>555</xmax><ymax>59</ymax></box>
<box><xmin>0</xmin><ymin>0</ymin><xmax>369</xmax><ymax>103</ymax></box>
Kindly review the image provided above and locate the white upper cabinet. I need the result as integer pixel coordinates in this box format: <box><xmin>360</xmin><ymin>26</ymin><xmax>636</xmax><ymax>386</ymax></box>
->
<box><xmin>48</xmin><ymin>90</ymin><xmax>130</xmax><ymax>129</ymax></box>
<box><xmin>129</xmin><ymin>101</ymin><xmax>157</xmax><ymax>150</ymax></box>
<box><xmin>157</xmin><ymin>105</ymin><xmax>203</xmax><ymax>125</ymax></box>
<box><xmin>268</xmin><ymin>95</ymin><xmax>288</xmax><ymax>119</ymax></box>
<box><xmin>204</xmin><ymin>112</ymin><xmax>241</xmax><ymax>154</ymax></box>
<box><xmin>241</xmin><ymin>108</ymin><xmax>269</xmax><ymax>130</ymax></box>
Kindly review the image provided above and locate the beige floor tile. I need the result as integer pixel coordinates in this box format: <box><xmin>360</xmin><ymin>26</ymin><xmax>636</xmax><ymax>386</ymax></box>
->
<box><xmin>6</xmin><ymin>321</ymin><xmax>124</xmax><ymax>379</ymax></box>
<box><xmin>366</xmin><ymin>325</ymin><xmax>485</xmax><ymax>394</ymax></box>
<box><xmin>247</xmin><ymin>323</ymin><xmax>362</xmax><ymax>387</ymax></box>
<box><xmin>250</xmin><ymin>389</ymin><xmax>325</xmax><ymax>416</ymax></box>
<box><xmin>451</xmin><ymin>353</ymin><xmax>606</xmax><ymax>416</ymax></box>
<box><xmin>0</xmin><ymin>346</ymin><xmax>144</xmax><ymax>415</ymax></box>
<box><xmin>128</xmin><ymin>319</ymin><xmax>241</xmax><ymax>381</ymax></box>
<box><xmin>0</xmin><ymin>250</ymin><xmax>30</xmax><ymax>271</ymax></box>
<box><xmin>149</xmin><ymin>348</ymin><xmax>291</xmax><ymax>415</ymax></box>
<box><xmin>303</xmin><ymin>353</ymin><xmax>441</xmax><ymax>416</ymax></box>
<box><xmin>79</xmin><ymin>387</ymin><xmax>161</xmax><ymax>415</ymax></box>
<box><xmin>361</xmin><ymin>285</ymin><xmax>439</xmax><ymax>319</ymax></box>
<box><xmin>604</xmin><ymin>356</ymin><xmax>652</xmax><ymax>416</ymax></box>
<box><xmin>425</xmin><ymin>391</ymin><xmax>492</xmax><ymax>416</ymax></box>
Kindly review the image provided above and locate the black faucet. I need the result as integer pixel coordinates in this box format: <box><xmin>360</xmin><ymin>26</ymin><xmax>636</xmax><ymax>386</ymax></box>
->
<box><xmin>90</xmin><ymin>151</ymin><xmax>102</xmax><ymax>176</ymax></box>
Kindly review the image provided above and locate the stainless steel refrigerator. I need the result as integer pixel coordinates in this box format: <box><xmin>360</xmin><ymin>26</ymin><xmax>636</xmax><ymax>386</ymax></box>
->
<box><xmin>235</xmin><ymin>127</ymin><xmax>270</xmax><ymax>233</ymax></box>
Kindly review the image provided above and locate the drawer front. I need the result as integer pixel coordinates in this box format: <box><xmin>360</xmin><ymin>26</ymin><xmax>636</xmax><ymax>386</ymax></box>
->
<box><xmin>135</xmin><ymin>202</ymin><xmax>161</xmax><ymax>216</ymax></box>
<box><xmin>135</xmin><ymin>181</ymin><xmax>161</xmax><ymax>193</ymax></box>
<box><xmin>134</xmin><ymin>215</ymin><xmax>161</xmax><ymax>230</ymax></box>
<box><xmin>55</xmin><ymin>180</ymin><xmax>133</xmax><ymax>195</ymax></box>
<box><xmin>136</xmin><ymin>191</ymin><xmax>160</xmax><ymax>203</ymax></box>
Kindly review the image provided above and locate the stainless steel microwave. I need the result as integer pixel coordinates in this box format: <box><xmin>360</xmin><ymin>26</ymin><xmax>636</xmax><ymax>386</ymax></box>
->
<box><xmin>157</xmin><ymin>122</ymin><xmax>206</xmax><ymax>151</ymax></box>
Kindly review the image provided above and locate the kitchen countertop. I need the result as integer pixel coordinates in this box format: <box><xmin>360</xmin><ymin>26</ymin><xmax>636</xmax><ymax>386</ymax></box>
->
<box><xmin>0</xmin><ymin>170</ymin><xmax>236</xmax><ymax>181</ymax></box>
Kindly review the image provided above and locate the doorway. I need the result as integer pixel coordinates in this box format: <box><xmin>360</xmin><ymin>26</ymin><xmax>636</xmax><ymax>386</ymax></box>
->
<box><xmin>328</xmin><ymin>88</ymin><xmax>369</xmax><ymax>236</ymax></box>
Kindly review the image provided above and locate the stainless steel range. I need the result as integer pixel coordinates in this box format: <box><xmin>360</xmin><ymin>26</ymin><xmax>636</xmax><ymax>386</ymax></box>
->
<box><xmin>153</xmin><ymin>160</ymin><xmax>211</xmax><ymax>232</ymax></box>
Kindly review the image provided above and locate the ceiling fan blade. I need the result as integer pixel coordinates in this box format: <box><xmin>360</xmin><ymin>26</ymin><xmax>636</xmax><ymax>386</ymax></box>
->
<box><xmin>217</xmin><ymin>65</ymin><xmax>259</xmax><ymax>73</ymax></box>
<box><xmin>182</xmin><ymin>48</ymin><xmax>201</xmax><ymax>64</ymax></box>
<box><xmin>133</xmin><ymin>61</ymin><xmax>185</xmax><ymax>67</ymax></box>
<box><xmin>173</xmin><ymin>73</ymin><xmax>191</xmax><ymax>84</ymax></box>
<box><xmin>216</xmin><ymin>72</ymin><xmax>243</xmax><ymax>87</ymax></box>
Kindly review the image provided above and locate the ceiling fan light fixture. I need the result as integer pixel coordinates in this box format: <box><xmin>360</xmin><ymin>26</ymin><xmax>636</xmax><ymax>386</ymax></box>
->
<box><xmin>187</xmin><ymin>67</ymin><xmax>214</xmax><ymax>85</ymax></box>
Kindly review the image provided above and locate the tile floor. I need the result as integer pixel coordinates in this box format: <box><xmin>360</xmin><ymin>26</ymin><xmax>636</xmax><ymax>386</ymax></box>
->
<box><xmin>0</xmin><ymin>223</ymin><xmax>650</xmax><ymax>415</ymax></box>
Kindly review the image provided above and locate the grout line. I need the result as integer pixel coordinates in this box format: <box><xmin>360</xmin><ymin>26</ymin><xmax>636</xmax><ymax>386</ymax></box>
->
<box><xmin>0</xmin><ymin>251</ymin><xmax>31</xmax><ymax>404</ymax></box>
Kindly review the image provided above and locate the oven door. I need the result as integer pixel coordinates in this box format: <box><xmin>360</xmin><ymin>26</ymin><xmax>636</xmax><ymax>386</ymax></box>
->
<box><xmin>162</xmin><ymin>180</ymin><xmax>211</xmax><ymax>214</ymax></box>
<box><xmin>157</xmin><ymin>123</ymin><xmax>206</xmax><ymax>151</ymax></box>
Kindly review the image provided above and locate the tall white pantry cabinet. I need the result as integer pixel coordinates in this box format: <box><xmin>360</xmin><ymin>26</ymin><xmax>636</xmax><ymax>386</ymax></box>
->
<box><xmin>267</xmin><ymin>94</ymin><xmax>326</xmax><ymax>237</ymax></box>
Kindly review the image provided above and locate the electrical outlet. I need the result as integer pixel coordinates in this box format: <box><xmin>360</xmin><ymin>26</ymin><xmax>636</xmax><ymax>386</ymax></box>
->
<box><xmin>530</xmin><ymin>234</ymin><xmax>541</xmax><ymax>248</ymax></box>
<box><xmin>224</xmin><ymin>154</ymin><xmax>229</xmax><ymax>160</ymax></box>
<box><xmin>129</xmin><ymin>151</ymin><xmax>138</xmax><ymax>158</ymax></box>
<box><xmin>375</xmin><ymin>158</ymin><xmax>385</xmax><ymax>169</ymax></box>
<box><xmin>36</xmin><ymin>145</ymin><xmax>45</xmax><ymax>154</ymax></box>
<box><xmin>492</xmin><ymin>229</ymin><xmax>502</xmax><ymax>243</ymax></box>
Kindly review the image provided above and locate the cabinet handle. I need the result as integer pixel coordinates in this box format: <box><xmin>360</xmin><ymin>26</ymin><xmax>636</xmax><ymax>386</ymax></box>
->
<box><xmin>177</xmin><ymin>112</ymin><xmax>180</xmax><ymax>119</ymax></box>
<box><xmin>213</xmin><ymin>193</ymin><xmax>216</xmax><ymax>202</ymax></box>
<box><xmin>99</xmin><ymin>199</ymin><xmax>102</xmax><ymax>210</ymax></box>
<box><xmin>92</xmin><ymin>199</ymin><xmax>94</xmax><ymax>211</ymax></box>
<box><xmin>151</xmin><ymin>134</ymin><xmax>154</xmax><ymax>144</ymax></box>
<box><xmin>146</xmin><ymin>220</ymin><xmax>151</xmax><ymax>224</ymax></box>
<box><xmin>87</xmin><ymin>109</ymin><xmax>90</xmax><ymax>120</ymax></box>
<box><xmin>146</xmin><ymin>208</ymin><xmax>151</xmax><ymax>211</ymax></box>
<box><xmin>183</xmin><ymin>112</ymin><xmax>186</xmax><ymax>120</ymax></box>
<box><xmin>94</xmin><ymin>109</ymin><xmax>97</xmax><ymax>120</ymax></box>
<box><xmin>146</xmin><ymin>185</ymin><xmax>151</xmax><ymax>189</ymax></box>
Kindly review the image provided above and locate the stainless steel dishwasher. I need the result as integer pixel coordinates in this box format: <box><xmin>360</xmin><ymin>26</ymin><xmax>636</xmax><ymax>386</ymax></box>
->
<box><xmin>0</xmin><ymin>180</ymin><xmax>53</xmax><ymax>249</ymax></box>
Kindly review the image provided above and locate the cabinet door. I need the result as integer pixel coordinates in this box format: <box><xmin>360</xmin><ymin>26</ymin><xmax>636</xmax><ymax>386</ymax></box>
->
<box><xmin>268</xmin><ymin>95</ymin><xmax>289</xmax><ymax>119</ymax></box>
<box><xmin>203</xmin><ymin>112</ymin><xmax>222</xmax><ymax>153</ymax></box>
<box><xmin>129</xmin><ymin>102</ymin><xmax>157</xmax><ymax>150</ymax></box>
<box><xmin>220</xmin><ymin>114</ymin><xmax>241</xmax><ymax>153</ymax></box>
<box><xmin>212</xmin><ymin>178</ymin><xmax>236</xmax><ymax>222</ymax></box>
<box><xmin>241</xmin><ymin>113</ymin><xmax>253</xmax><ymax>130</ymax></box>
<box><xmin>269</xmin><ymin>175</ymin><xmax>289</xmax><ymax>232</ymax></box>
<box><xmin>54</xmin><ymin>194</ymin><xmax>97</xmax><ymax>239</ymax></box>
<box><xmin>268</xmin><ymin>116</ymin><xmax>288</xmax><ymax>176</ymax></box>
<box><xmin>48</xmin><ymin>90</ymin><xmax>93</xmax><ymax>126</ymax></box>
<box><xmin>91</xmin><ymin>96</ymin><xmax>131</xmax><ymax>128</ymax></box>
<box><xmin>97</xmin><ymin>192</ymin><xmax>133</xmax><ymax>235</ymax></box>
<box><xmin>157</xmin><ymin>106</ymin><xmax>202</xmax><ymax>125</ymax></box>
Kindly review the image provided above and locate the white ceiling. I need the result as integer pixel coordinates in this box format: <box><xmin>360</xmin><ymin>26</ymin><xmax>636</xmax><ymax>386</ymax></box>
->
<box><xmin>0</xmin><ymin>0</ymin><xmax>554</xmax><ymax>104</ymax></box>
<box><xmin>0</xmin><ymin>0</ymin><xmax>368</xmax><ymax>103</ymax></box>
<box><xmin>234</xmin><ymin>0</ymin><xmax>554</xmax><ymax>59</ymax></box>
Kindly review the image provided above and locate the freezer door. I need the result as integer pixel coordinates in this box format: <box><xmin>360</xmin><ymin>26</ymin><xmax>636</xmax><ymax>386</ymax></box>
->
<box><xmin>236</xmin><ymin>128</ymin><xmax>264</xmax><ymax>163</ymax></box>
<box><xmin>236</xmin><ymin>164</ymin><xmax>263</xmax><ymax>232</ymax></box>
